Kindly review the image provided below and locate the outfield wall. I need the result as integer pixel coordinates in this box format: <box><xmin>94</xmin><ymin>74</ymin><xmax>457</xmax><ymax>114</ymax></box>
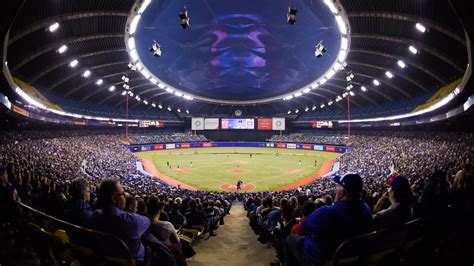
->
<box><xmin>128</xmin><ymin>142</ymin><xmax>348</xmax><ymax>153</ymax></box>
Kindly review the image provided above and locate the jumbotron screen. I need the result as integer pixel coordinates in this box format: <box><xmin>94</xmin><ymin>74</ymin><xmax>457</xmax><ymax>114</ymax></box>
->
<box><xmin>221</xmin><ymin>119</ymin><xmax>255</xmax><ymax>129</ymax></box>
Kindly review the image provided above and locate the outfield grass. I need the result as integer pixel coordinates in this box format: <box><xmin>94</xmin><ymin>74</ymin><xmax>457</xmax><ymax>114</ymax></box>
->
<box><xmin>136</xmin><ymin>147</ymin><xmax>340</xmax><ymax>192</ymax></box>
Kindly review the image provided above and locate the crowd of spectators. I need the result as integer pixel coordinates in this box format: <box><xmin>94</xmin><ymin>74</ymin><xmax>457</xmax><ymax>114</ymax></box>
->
<box><xmin>1</xmin><ymin>128</ymin><xmax>473</xmax><ymax>265</ymax></box>
<box><xmin>128</xmin><ymin>133</ymin><xmax>207</xmax><ymax>145</ymax></box>
<box><xmin>0</xmin><ymin>129</ymin><xmax>231</xmax><ymax>265</ymax></box>
<box><xmin>247</xmin><ymin>131</ymin><xmax>473</xmax><ymax>265</ymax></box>
<box><xmin>268</xmin><ymin>134</ymin><xmax>348</xmax><ymax>145</ymax></box>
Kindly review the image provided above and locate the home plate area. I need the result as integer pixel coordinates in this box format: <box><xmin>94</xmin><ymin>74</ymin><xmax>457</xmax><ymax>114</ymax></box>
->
<box><xmin>220</xmin><ymin>183</ymin><xmax>256</xmax><ymax>192</ymax></box>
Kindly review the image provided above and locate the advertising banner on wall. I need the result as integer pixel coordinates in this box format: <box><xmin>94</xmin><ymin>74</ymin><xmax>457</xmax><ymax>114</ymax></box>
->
<box><xmin>204</xmin><ymin>118</ymin><xmax>219</xmax><ymax>130</ymax></box>
<box><xmin>191</xmin><ymin>117</ymin><xmax>205</xmax><ymax>130</ymax></box>
<box><xmin>272</xmin><ymin>118</ymin><xmax>285</xmax><ymax>130</ymax></box>
<box><xmin>277</xmin><ymin>143</ymin><xmax>286</xmax><ymax>148</ymax></box>
<box><xmin>313</xmin><ymin>145</ymin><xmax>324</xmax><ymax>151</ymax></box>
<box><xmin>325</xmin><ymin>146</ymin><xmax>335</xmax><ymax>152</ymax></box>
<box><xmin>257</xmin><ymin>118</ymin><xmax>273</xmax><ymax>130</ymax></box>
<box><xmin>165</xmin><ymin>144</ymin><xmax>176</xmax><ymax>149</ymax></box>
<box><xmin>302</xmin><ymin>144</ymin><xmax>312</xmax><ymax>150</ymax></box>
<box><xmin>287</xmin><ymin>143</ymin><xmax>297</xmax><ymax>149</ymax></box>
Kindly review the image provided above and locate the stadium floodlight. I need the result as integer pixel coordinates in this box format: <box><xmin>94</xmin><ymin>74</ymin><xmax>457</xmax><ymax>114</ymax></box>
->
<box><xmin>287</xmin><ymin>5</ymin><xmax>297</xmax><ymax>25</ymax></box>
<box><xmin>82</xmin><ymin>70</ymin><xmax>91</xmax><ymax>78</ymax></box>
<box><xmin>166</xmin><ymin>88</ymin><xmax>174</xmax><ymax>93</ymax></box>
<box><xmin>151</xmin><ymin>103</ymin><xmax>156</xmax><ymax>108</ymax></box>
<box><xmin>69</xmin><ymin>59</ymin><xmax>78</xmax><ymax>68</ymax></box>
<box><xmin>95</xmin><ymin>79</ymin><xmax>103</xmax><ymax>85</ymax></box>
<box><xmin>127</xmin><ymin>62</ymin><xmax>137</xmax><ymax>71</ymax></box>
<box><xmin>385</xmin><ymin>71</ymin><xmax>394</xmax><ymax>79</ymax></box>
<box><xmin>361</xmin><ymin>86</ymin><xmax>367</xmax><ymax>92</ymax></box>
<box><xmin>408</xmin><ymin>45</ymin><xmax>418</xmax><ymax>54</ymax></box>
<box><xmin>339</xmin><ymin>62</ymin><xmax>348</xmax><ymax>71</ymax></box>
<box><xmin>328</xmin><ymin>101</ymin><xmax>333</xmax><ymax>106</ymax></box>
<box><xmin>346</xmin><ymin>71</ymin><xmax>354</xmax><ymax>81</ymax></box>
<box><xmin>346</xmin><ymin>83</ymin><xmax>353</xmax><ymax>91</ymax></box>
<box><xmin>397</xmin><ymin>60</ymin><xmax>406</xmax><ymax>69</ymax></box>
<box><xmin>48</xmin><ymin>22</ymin><xmax>59</xmax><ymax>32</ymax></box>
<box><xmin>342</xmin><ymin>92</ymin><xmax>348</xmax><ymax>97</ymax></box>
<box><xmin>287</xmin><ymin>110</ymin><xmax>292</xmax><ymax>114</ymax></box>
<box><xmin>121</xmin><ymin>91</ymin><xmax>127</xmax><ymax>96</ymax></box>
<box><xmin>320</xmin><ymin>104</ymin><xmax>325</xmax><ymax>108</ymax></box>
<box><xmin>349</xmin><ymin>91</ymin><xmax>355</xmax><ymax>96</ymax></box>
<box><xmin>128</xmin><ymin>91</ymin><xmax>134</xmax><ymax>97</ymax></box>
<box><xmin>177</xmin><ymin>108</ymin><xmax>181</xmax><ymax>113</ymax></box>
<box><xmin>158</xmin><ymin>104</ymin><xmax>163</xmax><ymax>109</ymax></box>
<box><xmin>295</xmin><ymin>109</ymin><xmax>299</xmax><ymax>113</ymax></box>
<box><xmin>335</xmin><ymin>97</ymin><xmax>341</xmax><ymax>102</ymax></box>
<box><xmin>314</xmin><ymin>40</ymin><xmax>327</xmax><ymax>58</ymax></box>
<box><xmin>149</xmin><ymin>40</ymin><xmax>162</xmax><ymax>57</ymax></box>
<box><xmin>121</xmin><ymin>74</ymin><xmax>129</xmax><ymax>83</ymax></box>
<box><xmin>179</xmin><ymin>7</ymin><xmax>190</xmax><ymax>29</ymax></box>
<box><xmin>415</xmin><ymin>23</ymin><xmax>426</xmax><ymax>33</ymax></box>
<box><xmin>143</xmin><ymin>100</ymin><xmax>148</xmax><ymax>105</ymax></box>
<box><xmin>186</xmin><ymin>109</ymin><xmax>189</xmax><ymax>114</ymax></box>
<box><xmin>167</xmin><ymin>106</ymin><xmax>172</xmax><ymax>111</ymax></box>
<box><xmin>373</xmin><ymin>79</ymin><xmax>380</xmax><ymax>86</ymax></box>
<box><xmin>108</xmin><ymin>86</ymin><xmax>115</xmax><ymax>92</ymax></box>
<box><xmin>122</xmin><ymin>84</ymin><xmax>130</xmax><ymax>90</ymax></box>
<box><xmin>57</xmin><ymin>45</ymin><xmax>67</xmax><ymax>54</ymax></box>
<box><xmin>305</xmin><ymin>107</ymin><xmax>309</xmax><ymax>112</ymax></box>
<box><xmin>312</xmin><ymin>106</ymin><xmax>317</xmax><ymax>111</ymax></box>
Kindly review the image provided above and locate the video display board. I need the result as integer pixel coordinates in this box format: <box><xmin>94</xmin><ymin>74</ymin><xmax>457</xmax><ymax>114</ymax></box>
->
<box><xmin>257</xmin><ymin>118</ymin><xmax>272</xmax><ymax>130</ymax></box>
<box><xmin>204</xmin><ymin>118</ymin><xmax>219</xmax><ymax>130</ymax></box>
<box><xmin>221</xmin><ymin>118</ymin><xmax>255</xmax><ymax>129</ymax></box>
<box><xmin>311</xmin><ymin>121</ymin><xmax>334</xmax><ymax>128</ymax></box>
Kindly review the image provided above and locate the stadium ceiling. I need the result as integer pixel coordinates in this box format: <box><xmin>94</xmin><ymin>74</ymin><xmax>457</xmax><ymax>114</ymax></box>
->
<box><xmin>3</xmin><ymin>0</ymin><xmax>469</xmax><ymax>117</ymax></box>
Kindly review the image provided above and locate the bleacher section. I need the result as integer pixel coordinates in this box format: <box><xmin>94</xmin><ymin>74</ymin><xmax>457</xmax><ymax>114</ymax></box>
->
<box><xmin>297</xmin><ymin>94</ymin><xmax>430</xmax><ymax>121</ymax></box>
<box><xmin>38</xmin><ymin>87</ymin><xmax>179</xmax><ymax>120</ymax></box>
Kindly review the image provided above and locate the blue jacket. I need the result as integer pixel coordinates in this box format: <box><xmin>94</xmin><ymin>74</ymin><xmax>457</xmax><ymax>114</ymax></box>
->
<box><xmin>91</xmin><ymin>207</ymin><xmax>150</xmax><ymax>262</ymax></box>
<box><xmin>301</xmin><ymin>200</ymin><xmax>372</xmax><ymax>265</ymax></box>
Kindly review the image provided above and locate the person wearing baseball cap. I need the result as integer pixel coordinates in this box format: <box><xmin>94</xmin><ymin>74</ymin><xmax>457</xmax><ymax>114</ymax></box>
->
<box><xmin>286</xmin><ymin>173</ymin><xmax>372</xmax><ymax>266</ymax></box>
<box><xmin>373</xmin><ymin>175</ymin><xmax>414</xmax><ymax>229</ymax></box>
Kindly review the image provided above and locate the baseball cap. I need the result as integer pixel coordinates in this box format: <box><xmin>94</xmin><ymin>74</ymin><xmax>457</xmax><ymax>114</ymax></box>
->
<box><xmin>0</xmin><ymin>165</ymin><xmax>6</xmax><ymax>176</ymax></box>
<box><xmin>387</xmin><ymin>175</ymin><xmax>411</xmax><ymax>196</ymax></box>
<box><xmin>333</xmin><ymin>173</ymin><xmax>363</xmax><ymax>196</ymax></box>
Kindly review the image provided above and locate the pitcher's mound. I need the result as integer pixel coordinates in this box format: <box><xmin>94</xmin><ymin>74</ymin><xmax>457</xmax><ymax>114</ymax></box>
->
<box><xmin>286</xmin><ymin>167</ymin><xmax>303</xmax><ymax>174</ymax></box>
<box><xmin>220</xmin><ymin>183</ymin><xmax>256</xmax><ymax>192</ymax></box>
<box><xmin>172</xmin><ymin>167</ymin><xmax>192</xmax><ymax>173</ymax></box>
<box><xmin>225</xmin><ymin>160</ymin><xmax>248</xmax><ymax>165</ymax></box>
<box><xmin>228</xmin><ymin>169</ymin><xmax>247</xmax><ymax>174</ymax></box>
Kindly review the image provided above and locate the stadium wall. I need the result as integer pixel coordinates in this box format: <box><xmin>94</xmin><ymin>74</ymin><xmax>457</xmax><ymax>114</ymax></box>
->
<box><xmin>128</xmin><ymin>142</ymin><xmax>348</xmax><ymax>153</ymax></box>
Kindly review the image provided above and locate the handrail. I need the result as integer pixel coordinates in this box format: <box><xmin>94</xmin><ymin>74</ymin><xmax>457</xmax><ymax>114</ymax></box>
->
<box><xmin>15</xmin><ymin>201</ymin><xmax>134</xmax><ymax>258</ymax></box>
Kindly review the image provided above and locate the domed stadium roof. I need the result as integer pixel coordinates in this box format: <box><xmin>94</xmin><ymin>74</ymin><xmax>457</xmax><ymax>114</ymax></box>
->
<box><xmin>2</xmin><ymin>0</ymin><xmax>471</xmax><ymax>117</ymax></box>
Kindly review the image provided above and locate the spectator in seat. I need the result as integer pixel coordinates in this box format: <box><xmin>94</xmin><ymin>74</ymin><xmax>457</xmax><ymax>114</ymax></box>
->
<box><xmin>169</xmin><ymin>202</ymin><xmax>187</xmax><ymax>227</ymax></box>
<box><xmin>186</xmin><ymin>199</ymin><xmax>217</xmax><ymax>236</ymax></box>
<box><xmin>291</xmin><ymin>201</ymin><xmax>316</xmax><ymax>235</ymax></box>
<box><xmin>124</xmin><ymin>195</ymin><xmax>138</xmax><ymax>213</ymax></box>
<box><xmin>63</xmin><ymin>177</ymin><xmax>93</xmax><ymax>227</ymax></box>
<box><xmin>286</xmin><ymin>173</ymin><xmax>372</xmax><ymax>266</ymax></box>
<box><xmin>0</xmin><ymin>165</ymin><xmax>18</xmax><ymax>220</ymax></box>
<box><xmin>91</xmin><ymin>178</ymin><xmax>150</xmax><ymax>263</ymax></box>
<box><xmin>147</xmin><ymin>197</ymin><xmax>186</xmax><ymax>266</ymax></box>
<box><xmin>373</xmin><ymin>175</ymin><xmax>414</xmax><ymax>229</ymax></box>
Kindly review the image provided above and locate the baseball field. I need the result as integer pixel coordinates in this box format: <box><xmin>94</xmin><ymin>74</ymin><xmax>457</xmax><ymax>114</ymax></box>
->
<box><xmin>136</xmin><ymin>147</ymin><xmax>340</xmax><ymax>192</ymax></box>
